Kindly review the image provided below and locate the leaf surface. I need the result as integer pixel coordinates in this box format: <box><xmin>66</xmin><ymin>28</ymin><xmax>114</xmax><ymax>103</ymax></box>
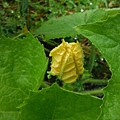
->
<box><xmin>35</xmin><ymin>9</ymin><xmax>107</xmax><ymax>40</ymax></box>
<box><xmin>35</xmin><ymin>8</ymin><xmax>120</xmax><ymax>40</ymax></box>
<box><xmin>20</xmin><ymin>83</ymin><xmax>102</xmax><ymax>120</ymax></box>
<box><xmin>76</xmin><ymin>14</ymin><xmax>120</xmax><ymax>120</ymax></box>
<box><xmin>0</xmin><ymin>33</ymin><xmax>48</xmax><ymax>120</ymax></box>
<box><xmin>35</xmin><ymin>8</ymin><xmax>120</xmax><ymax>120</ymax></box>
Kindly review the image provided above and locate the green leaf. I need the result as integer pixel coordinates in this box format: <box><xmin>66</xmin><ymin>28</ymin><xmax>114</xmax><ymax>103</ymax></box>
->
<box><xmin>20</xmin><ymin>83</ymin><xmax>102</xmax><ymax>120</ymax></box>
<box><xmin>34</xmin><ymin>9</ymin><xmax>107</xmax><ymax>40</ymax></box>
<box><xmin>35</xmin><ymin>8</ymin><xmax>120</xmax><ymax>40</ymax></box>
<box><xmin>106</xmin><ymin>8</ymin><xmax>120</xmax><ymax>16</ymax></box>
<box><xmin>0</xmin><ymin>33</ymin><xmax>48</xmax><ymax>120</ymax></box>
<box><xmin>76</xmin><ymin>14</ymin><xmax>120</xmax><ymax>119</ymax></box>
<box><xmin>34</xmin><ymin>8</ymin><xmax>120</xmax><ymax>119</ymax></box>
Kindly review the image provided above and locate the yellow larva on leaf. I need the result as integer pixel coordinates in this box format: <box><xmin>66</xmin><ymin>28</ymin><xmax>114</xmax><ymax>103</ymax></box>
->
<box><xmin>49</xmin><ymin>39</ymin><xmax>84</xmax><ymax>83</ymax></box>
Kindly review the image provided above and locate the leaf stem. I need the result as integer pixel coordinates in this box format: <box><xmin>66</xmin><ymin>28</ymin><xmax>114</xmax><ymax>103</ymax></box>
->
<box><xmin>80</xmin><ymin>89</ymin><xmax>103</xmax><ymax>95</ymax></box>
<box><xmin>63</xmin><ymin>83</ymin><xmax>74</xmax><ymax>91</ymax></box>
<box><xmin>41</xmin><ymin>81</ymin><xmax>50</xmax><ymax>88</ymax></box>
<box><xmin>44</xmin><ymin>47</ymin><xmax>50</xmax><ymax>53</ymax></box>
<box><xmin>81</xmin><ymin>78</ymin><xmax>108</xmax><ymax>84</ymax></box>
<box><xmin>88</xmin><ymin>44</ymin><xmax>95</xmax><ymax>72</ymax></box>
<box><xmin>43</xmin><ymin>39</ymin><xmax>58</xmax><ymax>46</ymax></box>
<box><xmin>12</xmin><ymin>33</ymin><xmax>24</xmax><ymax>39</ymax></box>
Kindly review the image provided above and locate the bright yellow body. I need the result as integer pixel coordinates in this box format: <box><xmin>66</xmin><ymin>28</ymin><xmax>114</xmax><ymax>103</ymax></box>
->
<box><xmin>49</xmin><ymin>40</ymin><xmax>84</xmax><ymax>83</ymax></box>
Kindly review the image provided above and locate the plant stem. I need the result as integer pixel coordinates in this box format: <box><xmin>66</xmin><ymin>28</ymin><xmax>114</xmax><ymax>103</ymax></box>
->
<box><xmin>43</xmin><ymin>39</ymin><xmax>58</xmax><ymax>46</ymax></box>
<box><xmin>63</xmin><ymin>83</ymin><xmax>74</xmax><ymax>91</ymax></box>
<box><xmin>80</xmin><ymin>89</ymin><xmax>103</xmax><ymax>95</ymax></box>
<box><xmin>0</xmin><ymin>22</ymin><xmax>2</xmax><ymax>37</ymax></box>
<box><xmin>104</xmin><ymin>0</ymin><xmax>108</xmax><ymax>8</ymax></box>
<box><xmin>41</xmin><ymin>81</ymin><xmax>50</xmax><ymax>88</ymax></box>
<box><xmin>12</xmin><ymin>33</ymin><xmax>24</xmax><ymax>39</ymax></box>
<box><xmin>44</xmin><ymin>47</ymin><xmax>50</xmax><ymax>53</ymax></box>
<box><xmin>81</xmin><ymin>78</ymin><xmax>108</xmax><ymax>84</ymax></box>
<box><xmin>88</xmin><ymin>44</ymin><xmax>95</xmax><ymax>72</ymax></box>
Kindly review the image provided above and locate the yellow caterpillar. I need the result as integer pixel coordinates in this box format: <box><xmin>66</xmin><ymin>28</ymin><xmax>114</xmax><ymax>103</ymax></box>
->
<box><xmin>49</xmin><ymin>39</ymin><xmax>84</xmax><ymax>83</ymax></box>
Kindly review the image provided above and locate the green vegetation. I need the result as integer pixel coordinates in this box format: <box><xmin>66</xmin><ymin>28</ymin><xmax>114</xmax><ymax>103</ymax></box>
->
<box><xmin>0</xmin><ymin>0</ymin><xmax>120</xmax><ymax>120</ymax></box>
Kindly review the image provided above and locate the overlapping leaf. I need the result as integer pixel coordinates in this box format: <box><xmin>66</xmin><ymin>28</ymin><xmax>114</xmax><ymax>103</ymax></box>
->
<box><xmin>34</xmin><ymin>9</ymin><xmax>108</xmax><ymax>40</ymax></box>
<box><xmin>20</xmin><ymin>84</ymin><xmax>102</xmax><ymax>120</ymax></box>
<box><xmin>34</xmin><ymin>8</ymin><xmax>120</xmax><ymax>119</ymax></box>
<box><xmin>1</xmin><ymin>8</ymin><xmax>120</xmax><ymax>120</ymax></box>
<box><xmin>76</xmin><ymin>13</ymin><xmax>120</xmax><ymax>120</ymax></box>
<box><xmin>0</xmin><ymin>33</ymin><xmax>48</xmax><ymax>120</ymax></box>
<box><xmin>34</xmin><ymin>8</ymin><xmax>120</xmax><ymax>40</ymax></box>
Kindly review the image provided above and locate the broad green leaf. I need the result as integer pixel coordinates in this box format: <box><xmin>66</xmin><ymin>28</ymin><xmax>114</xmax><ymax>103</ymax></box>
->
<box><xmin>34</xmin><ymin>8</ymin><xmax>120</xmax><ymax>119</ymax></box>
<box><xmin>35</xmin><ymin>8</ymin><xmax>120</xmax><ymax>40</ymax></box>
<box><xmin>0</xmin><ymin>33</ymin><xmax>48</xmax><ymax>120</ymax></box>
<box><xmin>20</xmin><ymin>83</ymin><xmax>102</xmax><ymax>120</ymax></box>
<box><xmin>35</xmin><ymin>9</ymin><xmax>107</xmax><ymax>40</ymax></box>
<box><xmin>106</xmin><ymin>8</ymin><xmax>120</xmax><ymax>16</ymax></box>
<box><xmin>75</xmin><ymin>14</ymin><xmax>120</xmax><ymax>119</ymax></box>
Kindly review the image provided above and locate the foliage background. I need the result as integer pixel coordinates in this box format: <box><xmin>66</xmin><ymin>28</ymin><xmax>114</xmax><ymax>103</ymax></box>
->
<box><xmin>0</xmin><ymin>0</ymin><xmax>120</xmax><ymax>37</ymax></box>
<box><xmin>0</xmin><ymin>0</ymin><xmax>120</xmax><ymax>120</ymax></box>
